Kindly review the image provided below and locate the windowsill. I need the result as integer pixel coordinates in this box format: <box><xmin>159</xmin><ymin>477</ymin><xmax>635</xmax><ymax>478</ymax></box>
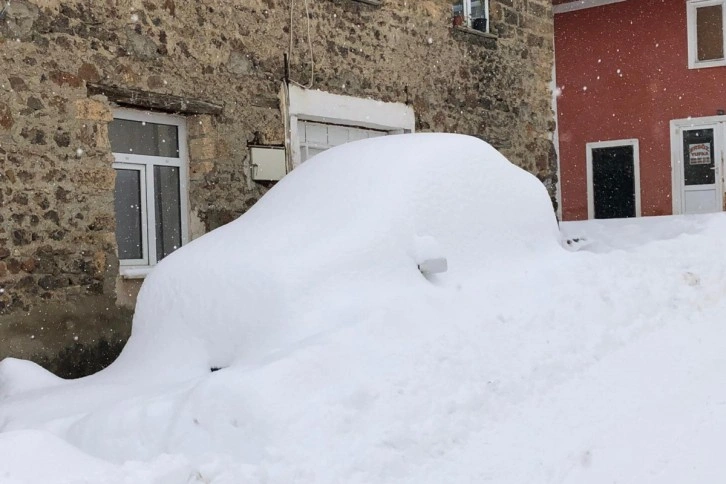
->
<box><xmin>120</xmin><ymin>266</ymin><xmax>153</xmax><ymax>279</ymax></box>
<box><xmin>352</xmin><ymin>0</ymin><xmax>381</xmax><ymax>5</ymax></box>
<box><xmin>688</xmin><ymin>59</ymin><xmax>726</xmax><ymax>69</ymax></box>
<box><xmin>454</xmin><ymin>25</ymin><xmax>498</xmax><ymax>39</ymax></box>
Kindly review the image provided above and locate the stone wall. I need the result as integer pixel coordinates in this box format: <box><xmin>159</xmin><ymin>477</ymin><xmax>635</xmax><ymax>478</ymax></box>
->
<box><xmin>0</xmin><ymin>0</ymin><xmax>555</xmax><ymax>376</ymax></box>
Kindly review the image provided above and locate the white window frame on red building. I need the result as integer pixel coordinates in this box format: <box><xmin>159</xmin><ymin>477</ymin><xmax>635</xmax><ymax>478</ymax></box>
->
<box><xmin>687</xmin><ymin>0</ymin><xmax>726</xmax><ymax>69</ymax></box>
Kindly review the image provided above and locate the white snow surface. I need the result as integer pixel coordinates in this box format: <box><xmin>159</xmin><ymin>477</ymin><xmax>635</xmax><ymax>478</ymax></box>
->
<box><xmin>1</xmin><ymin>134</ymin><xmax>725</xmax><ymax>483</ymax></box>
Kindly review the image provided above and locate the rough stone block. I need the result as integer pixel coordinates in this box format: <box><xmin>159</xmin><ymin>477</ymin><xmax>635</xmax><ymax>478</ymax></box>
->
<box><xmin>188</xmin><ymin>115</ymin><xmax>215</xmax><ymax>138</ymax></box>
<box><xmin>0</xmin><ymin>103</ymin><xmax>13</xmax><ymax>130</ymax></box>
<box><xmin>0</xmin><ymin>0</ymin><xmax>39</xmax><ymax>41</ymax></box>
<box><xmin>189</xmin><ymin>137</ymin><xmax>216</xmax><ymax>161</ymax></box>
<box><xmin>50</xmin><ymin>71</ymin><xmax>83</xmax><ymax>88</ymax></box>
<box><xmin>75</xmin><ymin>99</ymin><xmax>113</xmax><ymax>122</ymax></box>
<box><xmin>190</xmin><ymin>161</ymin><xmax>215</xmax><ymax>180</ymax></box>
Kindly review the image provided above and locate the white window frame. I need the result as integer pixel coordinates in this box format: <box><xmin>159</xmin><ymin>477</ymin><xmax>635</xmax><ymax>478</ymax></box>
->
<box><xmin>687</xmin><ymin>0</ymin><xmax>726</xmax><ymax>69</ymax></box>
<box><xmin>111</xmin><ymin>108</ymin><xmax>190</xmax><ymax>279</ymax></box>
<box><xmin>282</xmin><ymin>84</ymin><xmax>415</xmax><ymax>169</ymax></box>
<box><xmin>453</xmin><ymin>0</ymin><xmax>490</xmax><ymax>32</ymax></box>
<box><xmin>586</xmin><ymin>139</ymin><xmax>642</xmax><ymax>219</ymax></box>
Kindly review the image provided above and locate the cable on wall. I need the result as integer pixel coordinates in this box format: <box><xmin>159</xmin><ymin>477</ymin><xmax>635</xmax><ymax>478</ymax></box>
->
<box><xmin>288</xmin><ymin>0</ymin><xmax>315</xmax><ymax>89</ymax></box>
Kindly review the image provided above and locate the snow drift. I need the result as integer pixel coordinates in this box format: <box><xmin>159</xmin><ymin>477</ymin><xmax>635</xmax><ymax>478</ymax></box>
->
<box><xmin>1</xmin><ymin>134</ymin><xmax>725</xmax><ymax>484</ymax></box>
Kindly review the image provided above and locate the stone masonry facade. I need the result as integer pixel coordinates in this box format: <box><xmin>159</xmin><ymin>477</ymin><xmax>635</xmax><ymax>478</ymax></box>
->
<box><xmin>0</xmin><ymin>0</ymin><xmax>556</xmax><ymax>377</ymax></box>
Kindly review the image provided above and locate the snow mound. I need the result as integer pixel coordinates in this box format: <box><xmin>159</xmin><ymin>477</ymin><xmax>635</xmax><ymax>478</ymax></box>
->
<box><xmin>4</xmin><ymin>135</ymin><xmax>725</xmax><ymax>483</ymax></box>
<box><xmin>0</xmin><ymin>358</ymin><xmax>64</xmax><ymax>400</ymax></box>
<box><xmin>560</xmin><ymin>214</ymin><xmax>710</xmax><ymax>253</ymax></box>
<box><xmin>113</xmin><ymin>133</ymin><xmax>560</xmax><ymax>377</ymax></box>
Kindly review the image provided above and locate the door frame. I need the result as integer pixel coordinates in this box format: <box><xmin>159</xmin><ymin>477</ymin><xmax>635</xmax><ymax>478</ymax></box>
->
<box><xmin>670</xmin><ymin>116</ymin><xmax>726</xmax><ymax>215</ymax></box>
<box><xmin>586</xmin><ymin>138</ymin><xmax>642</xmax><ymax>219</ymax></box>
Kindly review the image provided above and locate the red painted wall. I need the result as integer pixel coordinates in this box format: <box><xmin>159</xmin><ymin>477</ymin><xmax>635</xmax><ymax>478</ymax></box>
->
<box><xmin>555</xmin><ymin>0</ymin><xmax>726</xmax><ymax>220</ymax></box>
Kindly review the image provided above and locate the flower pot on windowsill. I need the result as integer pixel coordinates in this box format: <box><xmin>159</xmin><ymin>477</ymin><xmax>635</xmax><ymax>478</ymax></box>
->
<box><xmin>472</xmin><ymin>17</ymin><xmax>487</xmax><ymax>33</ymax></box>
<box><xmin>452</xmin><ymin>14</ymin><xmax>464</xmax><ymax>27</ymax></box>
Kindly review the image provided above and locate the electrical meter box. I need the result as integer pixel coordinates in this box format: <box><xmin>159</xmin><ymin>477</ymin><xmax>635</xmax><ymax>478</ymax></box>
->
<box><xmin>250</xmin><ymin>146</ymin><xmax>286</xmax><ymax>181</ymax></box>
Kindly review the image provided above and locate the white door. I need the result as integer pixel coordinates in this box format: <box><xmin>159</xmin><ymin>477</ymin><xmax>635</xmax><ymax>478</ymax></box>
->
<box><xmin>678</xmin><ymin>124</ymin><xmax>723</xmax><ymax>214</ymax></box>
<box><xmin>297</xmin><ymin>121</ymin><xmax>387</xmax><ymax>162</ymax></box>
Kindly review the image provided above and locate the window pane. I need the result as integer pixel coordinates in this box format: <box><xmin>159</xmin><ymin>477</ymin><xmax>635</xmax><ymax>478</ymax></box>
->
<box><xmin>154</xmin><ymin>166</ymin><xmax>182</xmax><ymax>261</ymax></box>
<box><xmin>114</xmin><ymin>169</ymin><xmax>144</xmax><ymax>260</ymax></box>
<box><xmin>451</xmin><ymin>1</ymin><xmax>464</xmax><ymax>16</ymax></box>
<box><xmin>683</xmin><ymin>129</ymin><xmax>715</xmax><ymax>186</ymax></box>
<box><xmin>109</xmin><ymin>118</ymin><xmax>180</xmax><ymax>157</ymax></box>
<box><xmin>697</xmin><ymin>5</ymin><xmax>724</xmax><ymax>61</ymax></box>
<box><xmin>471</xmin><ymin>0</ymin><xmax>485</xmax><ymax>18</ymax></box>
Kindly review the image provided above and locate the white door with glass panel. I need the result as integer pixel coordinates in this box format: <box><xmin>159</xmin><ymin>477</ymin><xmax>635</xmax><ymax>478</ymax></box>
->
<box><xmin>674</xmin><ymin>123</ymin><xmax>724</xmax><ymax>214</ymax></box>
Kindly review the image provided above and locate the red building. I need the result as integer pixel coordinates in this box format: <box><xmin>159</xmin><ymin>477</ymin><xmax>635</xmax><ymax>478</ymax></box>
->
<box><xmin>554</xmin><ymin>0</ymin><xmax>726</xmax><ymax>220</ymax></box>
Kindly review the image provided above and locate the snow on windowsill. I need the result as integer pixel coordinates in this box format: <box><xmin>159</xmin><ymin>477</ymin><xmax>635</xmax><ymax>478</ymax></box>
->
<box><xmin>119</xmin><ymin>266</ymin><xmax>153</xmax><ymax>279</ymax></box>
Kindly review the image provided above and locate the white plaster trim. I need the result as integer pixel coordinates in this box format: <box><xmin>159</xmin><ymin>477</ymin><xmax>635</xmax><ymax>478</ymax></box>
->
<box><xmin>585</xmin><ymin>138</ymin><xmax>641</xmax><ymax>219</ymax></box>
<box><xmin>551</xmin><ymin>57</ymin><xmax>562</xmax><ymax>221</ymax></box>
<box><xmin>286</xmin><ymin>84</ymin><xmax>415</xmax><ymax>131</ymax></box>
<box><xmin>553</xmin><ymin>0</ymin><xmax>626</xmax><ymax>14</ymax></box>
<box><xmin>284</xmin><ymin>84</ymin><xmax>415</xmax><ymax>168</ymax></box>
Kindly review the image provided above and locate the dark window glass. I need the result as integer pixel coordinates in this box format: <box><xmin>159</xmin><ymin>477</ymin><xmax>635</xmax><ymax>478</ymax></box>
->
<box><xmin>683</xmin><ymin>128</ymin><xmax>715</xmax><ymax>186</ymax></box>
<box><xmin>109</xmin><ymin>118</ymin><xmax>180</xmax><ymax>158</ymax></box>
<box><xmin>470</xmin><ymin>0</ymin><xmax>485</xmax><ymax>19</ymax></box>
<box><xmin>114</xmin><ymin>169</ymin><xmax>144</xmax><ymax>260</ymax></box>
<box><xmin>697</xmin><ymin>5</ymin><xmax>724</xmax><ymax>61</ymax></box>
<box><xmin>452</xmin><ymin>1</ymin><xmax>464</xmax><ymax>16</ymax></box>
<box><xmin>592</xmin><ymin>145</ymin><xmax>636</xmax><ymax>219</ymax></box>
<box><xmin>154</xmin><ymin>166</ymin><xmax>182</xmax><ymax>261</ymax></box>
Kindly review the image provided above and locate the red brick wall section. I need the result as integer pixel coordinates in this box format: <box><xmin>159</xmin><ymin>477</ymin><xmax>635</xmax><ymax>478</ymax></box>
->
<box><xmin>555</xmin><ymin>0</ymin><xmax>726</xmax><ymax>220</ymax></box>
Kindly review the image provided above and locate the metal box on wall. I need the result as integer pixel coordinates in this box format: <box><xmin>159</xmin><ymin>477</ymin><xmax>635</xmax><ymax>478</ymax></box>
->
<box><xmin>250</xmin><ymin>146</ymin><xmax>287</xmax><ymax>181</ymax></box>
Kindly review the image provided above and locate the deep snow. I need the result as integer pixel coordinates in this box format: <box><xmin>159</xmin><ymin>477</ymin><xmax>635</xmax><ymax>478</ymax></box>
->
<box><xmin>1</xmin><ymin>134</ymin><xmax>725</xmax><ymax>483</ymax></box>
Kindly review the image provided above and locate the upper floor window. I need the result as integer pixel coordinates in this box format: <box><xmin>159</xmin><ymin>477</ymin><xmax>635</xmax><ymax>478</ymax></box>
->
<box><xmin>687</xmin><ymin>0</ymin><xmax>726</xmax><ymax>68</ymax></box>
<box><xmin>109</xmin><ymin>109</ymin><xmax>189</xmax><ymax>277</ymax></box>
<box><xmin>452</xmin><ymin>0</ymin><xmax>489</xmax><ymax>33</ymax></box>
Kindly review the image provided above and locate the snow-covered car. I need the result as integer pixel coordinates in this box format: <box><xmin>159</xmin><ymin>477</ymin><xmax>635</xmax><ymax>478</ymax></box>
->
<box><xmin>113</xmin><ymin>133</ymin><xmax>561</xmax><ymax>378</ymax></box>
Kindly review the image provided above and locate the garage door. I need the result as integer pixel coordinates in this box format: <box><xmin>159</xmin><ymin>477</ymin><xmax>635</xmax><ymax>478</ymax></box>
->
<box><xmin>298</xmin><ymin>120</ymin><xmax>387</xmax><ymax>162</ymax></box>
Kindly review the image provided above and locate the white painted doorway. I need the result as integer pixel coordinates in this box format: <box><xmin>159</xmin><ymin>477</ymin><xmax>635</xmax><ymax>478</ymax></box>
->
<box><xmin>586</xmin><ymin>139</ymin><xmax>641</xmax><ymax>219</ymax></box>
<box><xmin>671</xmin><ymin>117</ymin><xmax>725</xmax><ymax>215</ymax></box>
